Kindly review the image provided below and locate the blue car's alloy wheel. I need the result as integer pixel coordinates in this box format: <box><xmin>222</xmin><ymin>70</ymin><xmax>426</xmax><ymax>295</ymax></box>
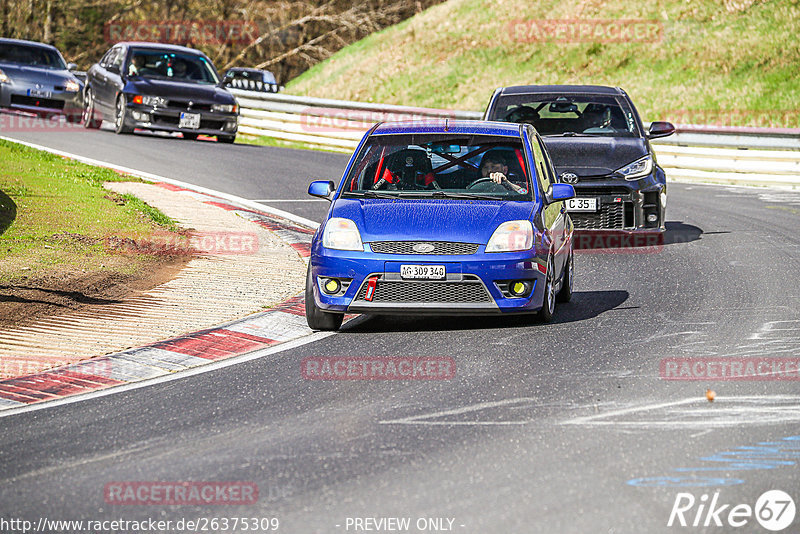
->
<box><xmin>538</xmin><ymin>256</ymin><xmax>556</xmax><ymax>322</ymax></box>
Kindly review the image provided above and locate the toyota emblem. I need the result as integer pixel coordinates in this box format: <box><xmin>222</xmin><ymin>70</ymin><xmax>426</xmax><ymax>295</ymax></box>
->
<box><xmin>412</xmin><ymin>243</ymin><xmax>436</xmax><ymax>253</ymax></box>
<box><xmin>561</xmin><ymin>172</ymin><xmax>579</xmax><ymax>184</ymax></box>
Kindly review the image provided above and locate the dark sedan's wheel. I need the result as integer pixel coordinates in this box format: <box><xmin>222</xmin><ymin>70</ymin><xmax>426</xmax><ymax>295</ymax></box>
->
<box><xmin>557</xmin><ymin>244</ymin><xmax>573</xmax><ymax>303</ymax></box>
<box><xmin>537</xmin><ymin>256</ymin><xmax>556</xmax><ymax>322</ymax></box>
<box><xmin>82</xmin><ymin>89</ymin><xmax>101</xmax><ymax>129</ymax></box>
<box><xmin>114</xmin><ymin>95</ymin><xmax>133</xmax><ymax>134</ymax></box>
<box><xmin>305</xmin><ymin>265</ymin><xmax>343</xmax><ymax>331</ymax></box>
<box><xmin>183</xmin><ymin>133</ymin><xmax>199</xmax><ymax>140</ymax></box>
<box><xmin>217</xmin><ymin>135</ymin><xmax>236</xmax><ymax>144</ymax></box>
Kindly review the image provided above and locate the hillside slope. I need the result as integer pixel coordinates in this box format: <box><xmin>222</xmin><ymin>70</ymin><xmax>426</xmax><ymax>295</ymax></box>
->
<box><xmin>287</xmin><ymin>0</ymin><xmax>799</xmax><ymax>126</ymax></box>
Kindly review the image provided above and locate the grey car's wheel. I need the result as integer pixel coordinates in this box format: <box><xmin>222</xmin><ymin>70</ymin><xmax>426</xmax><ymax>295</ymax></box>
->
<box><xmin>557</xmin><ymin>244</ymin><xmax>573</xmax><ymax>303</ymax></box>
<box><xmin>114</xmin><ymin>95</ymin><xmax>133</xmax><ymax>134</ymax></box>
<box><xmin>305</xmin><ymin>265</ymin><xmax>343</xmax><ymax>331</ymax></box>
<box><xmin>537</xmin><ymin>256</ymin><xmax>556</xmax><ymax>322</ymax></box>
<box><xmin>82</xmin><ymin>89</ymin><xmax>101</xmax><ymax>129</ymax></box>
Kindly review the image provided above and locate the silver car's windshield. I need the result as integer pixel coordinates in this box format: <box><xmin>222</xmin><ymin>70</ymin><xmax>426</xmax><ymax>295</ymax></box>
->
<box><xmin>0</xmin><ymin>43</ymin><xmax>67</xmax><ymax>70</ymax></box>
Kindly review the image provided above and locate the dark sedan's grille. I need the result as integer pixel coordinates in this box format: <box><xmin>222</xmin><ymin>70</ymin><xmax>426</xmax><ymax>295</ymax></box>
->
<box><xmin>10</xmin><ymin>95</ymin><xmax>64</xmax><ymax>109</ymax></box>
<box><xmin>571</xmin><ymin>203</ymin><xmax>625</xmax><ymax>230</ymax></box>
<box><xmin>370</xmin><ymin>241</ymin><xmax>479</xmax><ymax>255</ymax></box>
<box><xmin>167</xmin><ymin>100</ymin><xmax>212</xmax><ymax>112</ymax></box>
<box><xmin>355</xmin><ymin>276</ymin><xmax>492</xmax><ymax>303</ymax></box>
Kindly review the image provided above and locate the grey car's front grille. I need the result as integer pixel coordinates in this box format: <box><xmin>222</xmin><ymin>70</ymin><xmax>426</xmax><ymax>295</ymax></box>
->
<box><xmin>355</xmin><ymin>276</ymin><xmax>492</xmax><ymax>303</ymax></box>
<box><xmin>571</xmin><ymin>202</ymin><xmax>625</xmax><ymax>230</ymax></box>
<box><xmin>369</xmin><ymin>241</ymin><xmax>479</xmax><ymax>255</ymax></box>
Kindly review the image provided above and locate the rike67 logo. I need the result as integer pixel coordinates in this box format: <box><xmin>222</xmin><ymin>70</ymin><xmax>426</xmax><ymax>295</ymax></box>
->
<box><xmin>668</xmin><ymin>490</ymin><xmax>796</xmax><ymax>531</ymax></box>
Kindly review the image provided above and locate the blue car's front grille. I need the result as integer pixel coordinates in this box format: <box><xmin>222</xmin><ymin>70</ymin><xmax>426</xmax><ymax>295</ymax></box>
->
<box><xmin>355</xmin><ymin>276</ymin><xmax>492</xmax><ymax>303</ymax></box>
<box><xmin>369</xmin><ymin>241</ymin><xmax>479</xmax><ymax>255</ymax></box>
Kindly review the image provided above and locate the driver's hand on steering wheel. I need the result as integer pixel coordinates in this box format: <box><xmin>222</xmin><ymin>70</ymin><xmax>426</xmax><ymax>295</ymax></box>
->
<box><xmin>489</xmin><ymin>172</ymin><xmax>507</xmax><ymax>185</ymax></box>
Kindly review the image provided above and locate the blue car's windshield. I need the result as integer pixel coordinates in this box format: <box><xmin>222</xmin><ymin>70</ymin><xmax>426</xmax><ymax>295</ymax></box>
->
<box><xmin>490</xmin><ymin>94</ymin><xmax>640</xmax><ymax>138</ymax></box>
<box><xmin>0</xmin><ymin>43</ymin><xmax>66</xmax><ymax>70</ymax></box>
<box><xmin>126</xmin><ymin>49</ymin><xmax>219</xmax><ymax>84</ymax></box>
<box><xmin>342</xmin><ymin>134</ymin><xmax>533</xmax><ymax>200</ymax></box>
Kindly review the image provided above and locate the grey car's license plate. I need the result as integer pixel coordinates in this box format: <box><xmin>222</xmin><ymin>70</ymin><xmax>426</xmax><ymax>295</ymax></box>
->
<box><xmin>27</xmin><ymin>89</ymin><xmax>52</xmax><ymax>98</ymax></box>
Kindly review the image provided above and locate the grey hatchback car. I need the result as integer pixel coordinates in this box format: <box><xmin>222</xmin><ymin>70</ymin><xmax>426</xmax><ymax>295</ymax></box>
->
<box><xmin>0</xmin><ymin>38</ymin><xmax>83</xmax><ymax>120</ymax></box>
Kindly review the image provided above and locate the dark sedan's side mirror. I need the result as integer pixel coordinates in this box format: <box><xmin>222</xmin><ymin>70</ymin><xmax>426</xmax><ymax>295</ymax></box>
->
<box><xmin>308</xmin><ymin>180</ymin><xmax>335</xmax><ymax>201</ymax></box>
<box><xmin>648</xmin><ymin>121</ymin><xmax>676</xmax><ymax>139</ymax></box>
<box><xmin>66</xmin><ymin>62</ymin><xmax>77</xmax><ymax>71</ymax></box>
<box><xmin>550</xmin><ymin>183</ymin><xmax>576</xmax><ymax>202</ymax></box>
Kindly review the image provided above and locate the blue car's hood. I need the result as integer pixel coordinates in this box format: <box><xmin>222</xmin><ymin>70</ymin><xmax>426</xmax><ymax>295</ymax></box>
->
<box><xmin>329</xmin><ymin>198</ymin><xmax>534</xmax><ymax>243</ymax></box>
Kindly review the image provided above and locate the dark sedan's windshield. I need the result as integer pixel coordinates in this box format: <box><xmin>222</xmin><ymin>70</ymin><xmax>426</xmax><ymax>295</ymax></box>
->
<box><xmin>0</xmin><ymin>43</ymin><xmax>66</xmax><ymax>69</ymax></box>
<box><xmin>126</xmin><ymin>49</ymin><xmax>219</xmax><ymax>84</ymax></box>
<box><xmin>342</xmin><ymin>134</ymin><xmax>533</xmax><ymax>200</ymax></box>
<box><xmin>489</xmin><ymin>94</ymin><xmax>640</xmax><ymax>138</ymax></box>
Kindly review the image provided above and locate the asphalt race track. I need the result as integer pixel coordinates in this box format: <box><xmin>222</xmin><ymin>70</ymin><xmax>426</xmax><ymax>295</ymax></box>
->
<box><xmin>1</xmin><ymin>122</ymin><xmax>800</xmax><ymax>533</ymax></box>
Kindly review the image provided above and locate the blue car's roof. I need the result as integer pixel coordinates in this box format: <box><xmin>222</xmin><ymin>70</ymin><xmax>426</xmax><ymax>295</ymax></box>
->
<box><xmin>372</xmin><ymin>120</ymin><xmax>523</xmax><ymax>137</ymax></box>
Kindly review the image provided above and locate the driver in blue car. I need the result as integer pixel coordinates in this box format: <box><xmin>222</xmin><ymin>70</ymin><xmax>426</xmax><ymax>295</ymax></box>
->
<box><xmin>480</xmin><ymin>152</ymin><xmax>527</xmax><ymax>194</ymax></box>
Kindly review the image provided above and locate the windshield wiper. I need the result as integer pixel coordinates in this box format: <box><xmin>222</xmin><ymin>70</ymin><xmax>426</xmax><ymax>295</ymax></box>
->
<box><xmin>422</xmin><ymin>191</ymin><xmax>502</xmax><ymax>200</ymax></box>
<box><xmin>544</xmin><ymin>132</ymin><xmax>602</xmax><ymax>137</ymax></box>
<box><xmin>342</xmin><ymin>191</ymin><xmax>399</xmax><ymax>199</ymax></box>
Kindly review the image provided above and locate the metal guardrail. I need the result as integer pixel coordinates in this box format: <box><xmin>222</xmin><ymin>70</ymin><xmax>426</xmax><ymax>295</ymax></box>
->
<box><xmin>231</xmin><ymin>89</ymin><xmax>800</xmax><ymax>188</ymax></box>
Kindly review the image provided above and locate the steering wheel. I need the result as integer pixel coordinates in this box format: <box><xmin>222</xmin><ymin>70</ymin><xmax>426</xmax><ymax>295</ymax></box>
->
<box><xmin>466</xmin><ymin>177</ymin><xmax>506</xmax><ymax>192</ymax></box>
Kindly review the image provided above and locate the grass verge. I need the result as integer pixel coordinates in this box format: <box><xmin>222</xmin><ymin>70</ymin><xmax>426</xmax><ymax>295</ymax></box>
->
<box><xmin>0</xmin><ymin>138</ymin><xmax>181</xmax><ymax>284</ymax></box>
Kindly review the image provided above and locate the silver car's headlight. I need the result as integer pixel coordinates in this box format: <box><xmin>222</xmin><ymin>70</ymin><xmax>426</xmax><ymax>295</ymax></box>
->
<box><xmin>322</xmin><ymin>218</ymin><xmax>363</xmax><ymax>251</ymax></box>
<box><xmin>142</xmin><ymin>95</ymin><xmax>168</xmax><ymax>107</ymax></box>
<box><xmin>211</xmin><ymin>103</ymin><xmax>237</xmax><ymax>113</ymax></box>
<box><xmin>486</xmin><ymin>220</ymin><xmax>534</xmax><ymax>253</ymax></box>
<box><xmin>0</xmin><ymin>68</ymin><xmax>9</xmax><ymax>84</ymax></box>
<box><xmin>64</xmin><ymin>80</ymin><xmax>80</xmax><ymax>92</ymax></box>
<box><xmin>615</xmin><ymin>155</ymin><xmax>653</xmax><ymax>180</ymax></box>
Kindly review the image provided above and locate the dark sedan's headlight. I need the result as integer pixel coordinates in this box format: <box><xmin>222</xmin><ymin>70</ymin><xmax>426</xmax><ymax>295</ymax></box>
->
<box><xmin>141</xmin><ymin>95</ymin><xmax>167</xmax><ymax>107</ymax></box>
<box><xmin>0</xmin><ymin>68</ymin><xmax>9</xmax><ymax>84</ymax></box>
<box><xmin>211</xmin><ymin>103</ymin><xmax>237</xmax><ymax>113</ymax></box>
<box><xmin>616</xmin><ymin>155</ymin><xmax>653</xmax><ymax>180</ymax></box>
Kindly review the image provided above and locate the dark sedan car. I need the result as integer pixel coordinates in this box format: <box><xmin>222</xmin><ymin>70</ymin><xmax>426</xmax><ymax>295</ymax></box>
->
<box><xmin>83</xmin><ymin>42</ymin><xmax>238</xmax><ymax>142</ymax></box>
<box><xmin>484</xmin><ymin>85</ymin><xmax>674</xmax><ymax>232</ymax></box>
<box><xmin>0</xmin><ymin>38</ymin><xmax>83</xmax><ymax>120</ymax></box>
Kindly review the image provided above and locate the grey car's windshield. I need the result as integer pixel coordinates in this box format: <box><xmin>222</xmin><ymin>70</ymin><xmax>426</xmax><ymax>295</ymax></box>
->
<box><xmin>0</xmin><ymin>43</ymin><xmax>66</xmax><ymax>70</ymax></box>
<box><xmin>490</xmin><ymin>94</ymin><xmax>641</xmax><ymax>137</ymax></box>
<box><xmin>342</xmin><ymin>134</ymin><xmax>533</xmax><ymax>200</ymax></box>
<box><xmin>126</xmin><ymin>49</ymin><xmax>219</xmax><ymax>84</ymax></box>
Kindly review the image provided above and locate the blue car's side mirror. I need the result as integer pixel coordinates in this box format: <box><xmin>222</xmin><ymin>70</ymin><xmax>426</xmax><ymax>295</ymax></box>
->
<box><xmin>551</xmin><ymin>183</ymin><xmax>575</xmax><ymax>202</ymax></box>
<box><xmin>308</xmin><ymin>180</ymin><xmax>335</xmax><ymax>201</ymax></box>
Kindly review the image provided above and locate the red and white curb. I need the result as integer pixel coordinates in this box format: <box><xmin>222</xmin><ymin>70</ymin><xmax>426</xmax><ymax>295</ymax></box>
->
<box><xmin>0</xmin><ymin>182</ymin><xmax>325</xmax><ymax>413</ymax></box>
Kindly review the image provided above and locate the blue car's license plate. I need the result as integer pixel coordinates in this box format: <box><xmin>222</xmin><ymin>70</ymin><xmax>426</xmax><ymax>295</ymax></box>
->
<box><xmin>400</xmin><ymin>265</ymin><xmax>446</xmax><ymax>280</ymax></box>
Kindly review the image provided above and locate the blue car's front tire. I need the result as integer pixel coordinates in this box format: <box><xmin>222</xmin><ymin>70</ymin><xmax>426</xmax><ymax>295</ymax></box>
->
<box><xmin>305</xmin><ymin>265</ymin><xmax>344</xmax><ymax>331</ymax></box>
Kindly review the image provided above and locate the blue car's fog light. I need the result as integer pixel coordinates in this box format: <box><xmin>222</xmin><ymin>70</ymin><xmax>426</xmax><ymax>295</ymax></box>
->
<box><xmin>496</xmin><ymin>279</ymin><xmax>535</xmax><ymax>299</ymax></box>
<box><xmin>322</xmin><ymin>278</ymin><xmax>341</xmax><ymax>294</ymax></box>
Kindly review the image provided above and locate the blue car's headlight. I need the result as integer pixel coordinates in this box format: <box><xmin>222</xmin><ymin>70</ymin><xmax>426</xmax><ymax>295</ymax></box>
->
<box><xmin>486</xmin><ymin>220</ymin><xmax>533</xmax><ymax>253</ymax></box>
<box><xmin>322</xmin><ymin>218</ymin><xmax>363</xmax><ymax>251</ymax></box>
<box><xmin>616</xmin><ymin>155</ymin><xmax>653</xmax><ymax>180</ymax></box>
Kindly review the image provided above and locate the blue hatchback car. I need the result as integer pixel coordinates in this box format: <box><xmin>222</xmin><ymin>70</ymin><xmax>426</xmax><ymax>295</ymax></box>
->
<box><xmin>305</xmin><ymin>120</ymin><xmax>576</xmax><ymax>330</ymax></box>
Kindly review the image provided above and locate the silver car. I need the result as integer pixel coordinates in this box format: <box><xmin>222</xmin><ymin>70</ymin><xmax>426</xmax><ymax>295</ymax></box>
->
<box><xmin>0</xmin><ymin>38</ymin><xmax>83</xmax><ymax>121</ymax></box>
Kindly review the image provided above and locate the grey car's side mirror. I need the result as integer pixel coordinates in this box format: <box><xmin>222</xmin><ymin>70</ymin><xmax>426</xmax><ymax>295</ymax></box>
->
<box><xmin>66</xmin><ymin>63</ymin><xmax>77</xmax><ymax>71</ymax></box>
<box><xmin>308</xmin><ymin>180</ymin><xmax>335</xmax><ymax>201</ymax></box>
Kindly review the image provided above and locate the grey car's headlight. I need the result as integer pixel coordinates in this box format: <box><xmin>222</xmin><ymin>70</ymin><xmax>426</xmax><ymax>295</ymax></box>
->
<box><xmin>64</xmin><ymin>79</ymin><xmax>80</xmax><ymax>92</ymax></box>
<box><xmin>211</xmin><ymin>103</ymin><xmax>238</xmax><ymax>113</ymax></box>
<box><xmin>615</xmin><ymin>155</ymin><xmax>653</xmax><ymax>180</ymax></box>
<box><xmin>142</xmin><ymin>95</ymin><xmax>168</xmax><ymax>107</ymax></box>
<box><xmin>322</xmin><ymin>218</ymin><xmax>363</xmax><ymax>251</ymax></box>
<box><xmin>0</xmin><ymin>68</ymin><xmax>9</xmax><ymax>84</ymax></box>
<box><xmin>486</xmin><ymin>220</ymin><xmax>533</xmax><ymax>253</ymax></box>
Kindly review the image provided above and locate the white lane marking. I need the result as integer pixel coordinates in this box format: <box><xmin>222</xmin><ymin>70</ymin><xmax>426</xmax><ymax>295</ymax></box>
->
<box><xmin>379</xmin><ymin>397</ymin><xmax>538</xmax><ymax>426</ymax></box>
<box><xmin>0</xmin><ymin>135</ymin><xmax>320</xmax><ymax>229</ymax></box>
<box><xmin>0</xmin><ymin>331</ymin><xmax>335</xmax><ymax>419</ymax></box>
<box><xmin>563</xmin><ymin>395</ymin><xmax>800</xmax><ymax>428</ymax></box>
<box><xmin>251</xmin><ymin>199</ymin><xmax>328</xmax><ymax>203</ymax></box>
